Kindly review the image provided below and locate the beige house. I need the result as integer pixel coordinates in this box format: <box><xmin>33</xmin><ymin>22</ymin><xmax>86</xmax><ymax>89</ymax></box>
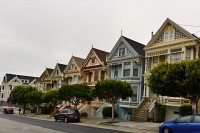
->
<box><xmin>50</xmin><ymin>63</ymin><xmax>67</xmax><ymax>90</ymax></box>
<box><xmin>144</xmin><ymin>18</ymin><xmax>200</xmax><ymax>121</ymax></box>
<box><xmin>36</xmin><ymin>68</ymin><xmax>53</xmax><ymax>92</ymax></box>
<box><xmin>65</xmin><ymin>56</ymin><xmax>85</xmax><ymax>85</ymax></box>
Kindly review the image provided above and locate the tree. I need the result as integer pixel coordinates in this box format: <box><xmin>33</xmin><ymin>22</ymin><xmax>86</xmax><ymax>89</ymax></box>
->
<box><xmin>9</xmin><ymin>85</ymin><xmax>37</xmax><ymax>114</ymax></box>
<box><xmin>42</xmin><ymin>90</ymin><xmax>60</xmax><ymax>108</ymax></box>
<box><xmin>148</xmin><ymin>59</ymin><xmax>200</xmax><ymax>113</ymax></box>
<box><xmin>94</xmin><ymin>79</ymin><xmax>133</xmax><ymax>122</ymax></box>
<box><xmin>59</xmin><ymin>84</ymin><xmax>91</xmax><ymax>109</ymax></box>
<box><xmin>25</xmin><ymin>90</ymin><xmax>43</xmax><ymax>113</ymax></box>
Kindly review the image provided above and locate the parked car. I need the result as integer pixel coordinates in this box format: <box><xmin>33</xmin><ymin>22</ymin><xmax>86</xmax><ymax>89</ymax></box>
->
<box><xmin>159</xmin><ymin>114</ymin><xmax>200</xmax><ymax>133</ymax></box>
<box><xmin>3</xmin><ymin>107</ymin><xmax>14</xmax><ymax>114</ymax></box>
<box><xmin>54</xmin><ymin>108</ymin><xmax>80</xmax><ymax>123</ymax></box>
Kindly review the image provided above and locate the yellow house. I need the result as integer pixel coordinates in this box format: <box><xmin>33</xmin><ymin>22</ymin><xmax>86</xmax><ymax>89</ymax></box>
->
<box><xmin>144</xmin><ymin>18</ymin><xmax>200</xmax><ymax>121</ymax></box>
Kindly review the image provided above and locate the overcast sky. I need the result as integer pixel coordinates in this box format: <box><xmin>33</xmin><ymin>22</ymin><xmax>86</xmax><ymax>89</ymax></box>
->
<box><xmin>1</xmin><ymin>0</ymin><xmax>200</xmax><ymax>82</ymax></box>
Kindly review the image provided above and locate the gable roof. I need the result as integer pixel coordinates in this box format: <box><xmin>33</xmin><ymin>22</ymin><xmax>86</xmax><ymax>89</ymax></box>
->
<box><xmin>73</xmin><ymin>56</ymin><xmax>85</xmax><ymax>68</ymax></box>
<box><xmin>37</xmin><ymin>68</ymin><xmax>53</xmax><ymax>81</ymax></box>
<box><xmin>92</xmin><ymin>48</ymin><xmax>109</xmax><ymax>63</ymax></box>
<box><xmin>145</xmin><ymin>18</ymin><xmax>199</xmax><ymax>49</ymax></box>
<box><xmin>82</xmin><ymin>47</ymin><xmax>109</xmax><ymax>68</ymax></box>
<box><xmin>3</xmin><ymin>73</ymin><xmax>38</xmax><ymax>83</ymax></box>
<box><xmin>122</xmin><ymin>36</ymin><xmax>145</xmax><ymax>55</ymax></box>
<box><xmin>46</xmin><ymin>68</ymin><xmax>54</xmax><ymax>75</ymax></box>
<box><xmin>57</xmin><ymin>63</ymin><xmax>67</xmax><ymax>73</ymax></box>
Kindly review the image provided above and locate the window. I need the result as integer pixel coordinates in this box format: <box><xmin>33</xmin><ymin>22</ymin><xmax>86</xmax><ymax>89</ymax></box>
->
<box><xmin>74</xmin><ymin>75</ymin><xmax>77</xmax><ymax>84</ymax></box>
<box><xmin>56</xmin><ymin>70</ymin><xmax>59</xmax><ymax>75</ymax></box>
<box><xmin>114</xmin><ymin>65</ymin><xmax>118</xmax><ymax>78</ymax></box>
<box><xmin>153</xmin><ymin>56</ymin><xmax>159</xmax><ymax>66</ymax></box>
<box><xmin>1</xmin><ymin>93</ymin><xmax>3</xmax><ymax>98</ymax></box>
<box><xmin>119</xmin><ymin>47</ymin><xmax>125</xmax><ymax>56</ymax></box>
<box><xmin>176</xmin><ymin>116</ymin><xmax>191</xmax><ymax>123</ymax></box>
<box><xmin>170</xmin><ymin>53</ymin><xmax>182</xmax><ymax>63</ymax></box>
<box><xmin>133</xmin><ymin>62</ymin><xmax>138</xmax><ymax>76</ymax></box>
<box><xmin>186</xmin><ymin>48</ymin><xmax>191</xmax><ymax>60</ymax></box>
<box><xmin>131</xmin><ymin>86</ymin><xmax>138</xmax><ymax>102</ymax></box>
<box><xmin>9</xmin><ymin>85</ymin><xmax>12</xmax><ymax>90</ymax></box>
<box><xmin>91</xmin><ymin>58</ymin><xmax>95</xmax><ymax>64</ymax></box>
<box><xmin>88</xmin><ymin>72</ymin><xmax>92</xmax><ymax>82</ymax></box>
<box><xmin>71</xmin><ymin>64</ymin><xmax>75</xmax><ymax>70</ymax></box>
<box><xmin>194</xmin><ymin>116</ymin><xmax>200</xmax><ymax>123</ymax></box>
<box><xmin>2</xmin><ymin>85</ymin><xmax>4</xmax><ymax>90</ymax></box>
<box><xmin>123</xmin><ymin>62</ymin><xmax>131</xmax><ymax>77</ymax></box>
<box><xmin>164</xmin><ymin>25</ymin><xmax>174</xmax><ymax>42</ymax></box>
<box><xmin>94</xmin><ymin>70</ymin><xmax>99</xmax><ymax>81</ymax></box>
<box><xmin>160</xmin><ymin>55</ymin><xmax>166</xmax><ymax>62</ymax></box>
<box><xmin>100</xmin><ymin>71</ymin><xmax>105</xmax><ymax>80</ymax></box>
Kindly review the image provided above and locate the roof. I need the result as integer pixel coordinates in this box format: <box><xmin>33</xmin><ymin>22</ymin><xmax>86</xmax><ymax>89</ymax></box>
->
<box><xmin>92</xmin><ymin>48</ymin><xmax>109</xmax><ymax>63</ymax></box>
<box><xmin>57</xmin><ymin>63</ymin><xmax>67</xmax><ymax>72</ymax></box>
<box><xmin>3</xmin><ymin>73</ymin><xmax>38</xmax><ymax>83</ymax></box>
<box><xmin>122</xmin><ymin>36</ymin><xmax>145</xmax><ymax>56</ymax></box>
<box><xmin>46</xmin><ymin>68</ymin><xmax>54</xmax><ymax>75</ymax></box>
<box><xmin>73</xmin><ymin>56</ymin><xmax>85</xmax><ymax>68</ymax></box>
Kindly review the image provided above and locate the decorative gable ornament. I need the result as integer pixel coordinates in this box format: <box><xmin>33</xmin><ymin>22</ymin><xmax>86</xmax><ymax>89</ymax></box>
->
<box><xmin>145</xmin><ymin>18</ymin><xmax>198</xmax><ymax>49</ymax></box>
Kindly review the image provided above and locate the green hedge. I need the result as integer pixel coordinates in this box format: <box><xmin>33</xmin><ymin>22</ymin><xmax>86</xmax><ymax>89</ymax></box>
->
<box><xmin>102</xmin><ymin>107</ymin><xmax>117</xmax><ymax>118</ymax></box>
<box><xmin>179</xmin><ymin>105</ymin><xmax>192</xmax><ymax>116</ymax></box>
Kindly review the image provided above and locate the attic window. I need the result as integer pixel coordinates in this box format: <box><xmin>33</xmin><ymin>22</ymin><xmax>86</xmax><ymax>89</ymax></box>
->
<box><xmin>91</xmin><ymin>58</ymin><xmax>95</xmax><ymax>64</ymax></box>
<box><xmin>71</xmin><ymin>64</ymin><xmax>75</xmax><ymax>70</ymax></box>
<box><xmin>164</xmin><ymin>25</ymin><xmax>175</xmax><ymax>42</ymax></box>
<box><xmin>119</xmin><ymin>47</ymin><xmax>125</xmax><ymax>56</ymax></box>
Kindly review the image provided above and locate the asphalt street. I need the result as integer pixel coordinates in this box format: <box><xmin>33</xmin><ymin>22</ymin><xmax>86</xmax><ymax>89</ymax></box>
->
<box><xmin>0</xmin><ymin>114</ymin><xmax>129</xmax><ymax>133</ymax></box>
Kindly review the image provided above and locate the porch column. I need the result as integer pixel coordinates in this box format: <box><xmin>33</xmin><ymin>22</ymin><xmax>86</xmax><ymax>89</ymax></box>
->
<box><xmin>122</xmin><ymin>62</ymin><xmax>124</xmax><ymax>77</ymax></box>
<box><xmin>130</xmin><ymin>61</ymin><xmax>133</xmax><ymax>77</ymax></box>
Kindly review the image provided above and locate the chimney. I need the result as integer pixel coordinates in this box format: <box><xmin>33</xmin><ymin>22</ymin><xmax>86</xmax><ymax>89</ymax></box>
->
<box><xmin>151</xmin><ymin>31</ymin><xmax>154</xmax><ymax>38</ymax></box>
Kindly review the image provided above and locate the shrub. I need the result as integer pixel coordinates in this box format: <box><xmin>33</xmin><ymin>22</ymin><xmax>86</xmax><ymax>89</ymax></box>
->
<box><xmin>41</xmin><ymin>105</ymin><xmax>54</xmax><ymax>114</ymax></box>
<box><xmin>30</xmin><ymin>107</ymin><xmax>37</xmax><ymax>113</ymax></box>
<box><xmin>102</xmin><ymin>107</ymin><xmax>117</xmax><ymax>118</ymax></box>
<box><xmin>179</xmin><ymin>105</ymin><xmax>192</xmax><ymax>116</ymax></box>
<box><xmin>155</xmin><ymin>102</ymin><xmax>166</xmax><ymax>122</ymax></box>
<box><xmin>80</xmin><ymin>112</ymin><xmax>88</xmax><ymax>118</ymax></box>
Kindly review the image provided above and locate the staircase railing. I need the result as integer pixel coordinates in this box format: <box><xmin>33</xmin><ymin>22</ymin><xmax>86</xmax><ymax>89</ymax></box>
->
<box><xmin>94</xmin><ymin>102</ymin><xmax>108</xmax><ymax>118</ymax></box>
<box><xmin>132</xmin><ymin>97</ymin><xmax>148</xmax><ymax>121</ymax></box>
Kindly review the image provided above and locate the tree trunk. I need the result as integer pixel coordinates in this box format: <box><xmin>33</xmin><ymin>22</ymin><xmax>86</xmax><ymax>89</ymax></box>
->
<box><xmin>112</xmin><ymin>103</ymin><xmax>115</xmax><ymax>123</ymax></box>
<box><xmin>192</xmin><ymin>101</ymin><xmax>198</xmax><ymax>114</ymax></box>
<box><xmin>36</xmin><ymin>106</ymin><xmax>39</xmax><ymax>113</ymax></box>
<box><xmin>23</xmin><ymin>104</ymin><xmax>26</xmax><ymax>114</ymax></box>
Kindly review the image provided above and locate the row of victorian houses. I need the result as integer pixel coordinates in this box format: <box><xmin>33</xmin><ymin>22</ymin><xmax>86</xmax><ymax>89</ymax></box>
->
<box><xmin>1</xmin><ymin>18</ymin><xmax>200</xmax><ymax>121</ymax></box>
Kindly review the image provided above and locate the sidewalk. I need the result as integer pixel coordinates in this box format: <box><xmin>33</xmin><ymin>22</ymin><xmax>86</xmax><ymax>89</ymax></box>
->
<box><xmin>16</xmin><ymin>113</ymin><xmax>160</xmax><ymax>133</ymax></box>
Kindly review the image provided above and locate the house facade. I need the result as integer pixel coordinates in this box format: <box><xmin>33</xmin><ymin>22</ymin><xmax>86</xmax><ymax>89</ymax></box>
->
<box><xmin>144</xmin><ymin>18</ymin><xmax>200</xmax><ymax>121</ymax></box>
<box><xmin>107</xmin><ymin>36</ymin><xmax>145</xmax><ymax>120</ymax></box>
<box><xmin>81</xmin><ymin>48</ymin><xmax>109</xmax><ymax>88</ymax></box>
<box><xmin>81</xmin><ymin>47</ymin><xmax>109</xmax><ymax>117</ymax></box>
<box><xmin>0</xmin><ymin>73</ymin><xmax>38</xmax><ymax>101</ymax></box>
<box><xmin>65</xmin><ymin>56</ymin><xmax>85</xmax><ymax>85</ymax></box>
<box><xmin>36</xmin><ymin>68</ymin><xmax>53</xmax><ymax>92</ymax></box>
<box><xmin>50</xmin><ymin>63</ymin><xmax>67</xmax><ymax>89</ymax></box>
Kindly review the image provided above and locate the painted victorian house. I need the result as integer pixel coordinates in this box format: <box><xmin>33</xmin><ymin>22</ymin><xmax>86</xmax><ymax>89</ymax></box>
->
<box><xmin>50</xmin><ymin>63</ymin><xmax>67</xmax><ymax>89</ymax></box>
<box><xmin>35</xmin><ymin>68</ymin><xmax>53</xmax><ymax>92</ymax></box>
<box><xmin>81</xmin><ymin>47</ymin><xmax>109</xmax><ymax>118</ymax></box>
<box><xmin>107</xmin><ymin>36</ymin><xmax>145</xmax><ymax>120</ymax></box>
<box><xmin>81</xmin><ymin>47</ymin><xmax>109</xmax><ymax>88</ymax></box>
<box><xmin>0</xmin><ymin>73</ymin><xmax>38</xmax><ymax>101</ymax></box>
<box><xmin>65</xmin><ymin>56</ymin><xmax>85</xmax><ymax>85</ymax></box>
<box><xmin>144</xmin><ymin>18</ymin><xmax>200</xmax><ymax>121</ymax></box>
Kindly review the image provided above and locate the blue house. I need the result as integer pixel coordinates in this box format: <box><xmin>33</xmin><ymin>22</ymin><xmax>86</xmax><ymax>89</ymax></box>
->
<box><xmin>107</xmin><ymin>36</ymin><xmax>145</xmax><ymax>120</ymax></box>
